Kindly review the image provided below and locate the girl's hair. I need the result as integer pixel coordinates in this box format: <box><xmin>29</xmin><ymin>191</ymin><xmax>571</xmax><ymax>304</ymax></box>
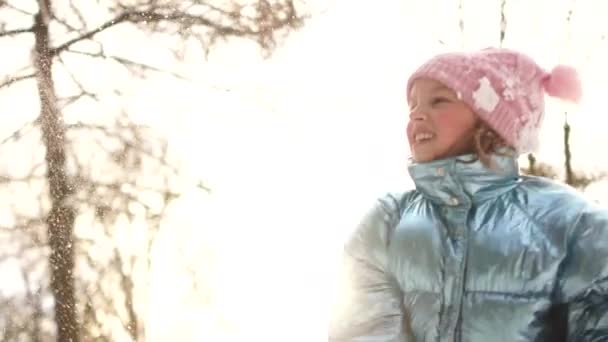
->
<box><xmin>468</xmin><ymin>121</ymin><xmax>513</xmax><ymax>169</ymax></box>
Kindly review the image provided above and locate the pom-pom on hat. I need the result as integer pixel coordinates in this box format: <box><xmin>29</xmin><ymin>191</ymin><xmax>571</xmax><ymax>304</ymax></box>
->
<box><xmin>407</xmin><ymin>48</ymin><xmax>582</xmax><ymax>154</ymax></box>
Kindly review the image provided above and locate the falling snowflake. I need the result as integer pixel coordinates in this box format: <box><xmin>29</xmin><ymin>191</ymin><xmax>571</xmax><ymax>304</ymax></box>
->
<box><xmin>472</xmin><ymin>77</ymin><xmax>500</xmax><ymax>112</ymax></box>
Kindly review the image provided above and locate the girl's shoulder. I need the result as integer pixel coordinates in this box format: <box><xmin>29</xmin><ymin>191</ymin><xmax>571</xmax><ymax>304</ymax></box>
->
<box><xmin>349</xmin><ymin>191</ymin><xmax>420</xmax><ymax>243</ymax></box>
<box><xmin>511</xmin><ymin>175</ymin><xmax>608</xmax><ymax>230</ymax></box>
<box><xmin>376</xmin><ymin>190</ymin><xmax>423</xmax><ymax>221</ymax></box>
<box><xmin>515</xmin><ymin>175</ymin><xmax>592</xmax><ymax>208</ymax></box>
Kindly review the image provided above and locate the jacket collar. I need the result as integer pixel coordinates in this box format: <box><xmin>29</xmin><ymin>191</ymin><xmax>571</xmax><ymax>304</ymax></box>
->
<box><xmin>407</xmin><ymin>153</ymin><xmax>520</xmax><ymax>206</ymax></box>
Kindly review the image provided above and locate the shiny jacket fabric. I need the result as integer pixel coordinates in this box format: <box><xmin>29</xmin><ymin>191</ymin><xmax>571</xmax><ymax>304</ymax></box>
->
<box><xmin>329</xmin><ymin>154</ymin><xmax>608</xmax><ymax>341</ymax></box>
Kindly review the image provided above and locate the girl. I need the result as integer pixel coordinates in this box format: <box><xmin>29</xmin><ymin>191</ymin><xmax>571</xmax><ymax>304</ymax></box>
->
<box><xmin>329</xmin><ymin>48</ymin><xmax>608</xmax><ymax>341</ymax></box>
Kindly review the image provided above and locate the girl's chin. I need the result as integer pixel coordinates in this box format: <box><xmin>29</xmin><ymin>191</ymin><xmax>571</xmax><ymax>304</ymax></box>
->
<box><xmin>409</xmin><ymin>153</ymin><xmax>437</xmax><ymax>163</ymax></box>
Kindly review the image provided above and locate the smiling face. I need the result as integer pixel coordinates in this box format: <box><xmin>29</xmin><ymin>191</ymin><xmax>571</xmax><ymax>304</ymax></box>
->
<box><xmin>407</xmin><ymin>78</ymin><xmax>479</xmax><ymax>163</ymax></box>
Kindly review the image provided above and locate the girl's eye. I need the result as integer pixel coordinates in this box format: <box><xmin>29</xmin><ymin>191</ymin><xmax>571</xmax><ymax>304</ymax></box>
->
<box><xmin>431</xmin><ymin>97</ymin><xmax>449</xmax><ymax>106</ymax></box>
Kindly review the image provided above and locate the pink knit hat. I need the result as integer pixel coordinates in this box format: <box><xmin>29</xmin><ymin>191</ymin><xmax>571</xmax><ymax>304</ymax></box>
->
<box><xmin>406</xmin><ymin>48</ymin><xmax>583</xmax><ymax>154</ymax></box>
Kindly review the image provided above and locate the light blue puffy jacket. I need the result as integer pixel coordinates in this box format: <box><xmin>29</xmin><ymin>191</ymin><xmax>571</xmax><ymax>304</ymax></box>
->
<box><xmin>329</xmin><ymin>153</ymin><xmax>608</xmax><ymax>341</ymax></box>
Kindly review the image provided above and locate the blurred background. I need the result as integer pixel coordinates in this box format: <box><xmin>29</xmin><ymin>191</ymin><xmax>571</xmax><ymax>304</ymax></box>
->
<box><xmin>0</xmin><ymin>0</ymin><xmax>607</xmax><ymax>341</ymax></box>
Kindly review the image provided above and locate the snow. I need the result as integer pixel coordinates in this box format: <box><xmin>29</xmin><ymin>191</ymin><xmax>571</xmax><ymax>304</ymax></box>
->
<box><xmin>472</xmin><ymin>77</ymin><xmax>500</xmax><ymax>112</ymax></box>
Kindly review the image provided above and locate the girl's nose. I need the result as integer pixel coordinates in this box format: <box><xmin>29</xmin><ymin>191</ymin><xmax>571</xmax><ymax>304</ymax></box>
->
<box><xmin>409</xmin><ymin>108</ymin><xmax>427</xmax><ymax>121</ymax></box>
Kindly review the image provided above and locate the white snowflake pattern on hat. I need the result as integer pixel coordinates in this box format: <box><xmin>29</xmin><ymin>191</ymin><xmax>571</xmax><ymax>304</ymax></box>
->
<box><xmin>473</xmin><ymin>77</ymin><xmax>500</xmax><ymax>112</ymax></box>
<box><xmin>503</xmin><ymin>77</ymin><xmax>526</xmax><ymax>101</ymax></box>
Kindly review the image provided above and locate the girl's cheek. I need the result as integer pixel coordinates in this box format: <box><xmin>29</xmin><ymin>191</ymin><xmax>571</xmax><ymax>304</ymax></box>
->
<box><xmin>435</xmin><ymin>109</ymin><xmax>453</xmax><ymax>117</ymax></box>
<box><xmin>434</xmin><ymin>110</ymin><xmax>458</xmax><ymax>126</ymax></box>
<box><xmin>406</xmin><ymin>124</ymin><xmax>414</xmax><ymax>145</ymax></box>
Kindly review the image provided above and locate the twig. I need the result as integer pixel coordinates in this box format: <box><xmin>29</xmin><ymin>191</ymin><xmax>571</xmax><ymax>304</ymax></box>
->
<box><xmin>113</xmin><ymin>55</ymin><xmax>189</xmax><ymax>80</ymax></box>
<box><xmin>51</xmin><ymin>12</ymin><xmax>81</xmax><ymax>32</ymax></box>
<box><xmin>51</xmin><ymin>12</ymin><xmax>132</xmax><ymax>55</ymax></box>
<box><xmin>0</xmin><ymin>216</ymin><xmax>44</xmax><ymax>232</ymax></box>
<box><xmin>65</xmin><ymin>49</ymin><xmax>190</xmax><ymax>80</ymax></box>
<box><xmin>68</xmin><ymin>0</ymin><xmax>87</xmax><ymax>30</ymax></box>
<box><xmin>66</xmin><ymin>121</ymin><xmax>181</xmax><ymax>175</ymax></box>
<box><xmin>0</xmin><ymin>27</ymin><xmax>34</xmax><ymax>37</ymax></box>
<box><xmin>57</xmin><ymin>55</ymin><xmax>98</xmax><ymax>101</ymax></box>
<box><xmin>0</xmin><ymin>174</ymin><xmax>44</xmax><ymax>184</ymax></box>
<box><xmin>58</xmin><ymin>93</ymin><xmax>88</xmax><ymax>108</ymax></box>
<box><xmin>0</xmin><ymin>73</ymin><xmax>37</xmax><ymax>89</ymax></box>
<box><xmin>2</xmin><ymin>2</ymin><xmax>35</xmax><ymax>16</ymax></box>
<box><xmin>0</xmin><ymin>120</ymin><xmax>38</xmax><ymax>146</ymax></box>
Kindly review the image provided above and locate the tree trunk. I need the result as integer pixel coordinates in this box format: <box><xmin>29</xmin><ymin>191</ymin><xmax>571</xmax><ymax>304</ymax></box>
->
<box><xmin>527</xmin><ymin>153</ymin><xmax>536</xmax><ymax>174</ymax></box>
<box><xmin>34</xmin><ymin>1</ymin><xmax>79</xmax><ymax>341</ymax></box>
<box><xmin>564</xmin><ymin>112</ymin><xmax>574</xmax><ymax>185</ymax></box>
<box><xmin>499</xmin><ymin>0</ymin><xmax>507</xmax><ymax>46</ymax></box>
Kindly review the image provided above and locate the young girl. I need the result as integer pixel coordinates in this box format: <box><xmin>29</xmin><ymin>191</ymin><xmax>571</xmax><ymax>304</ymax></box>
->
<box><xmin>329</xmin><ymin>48</ymin><xmax>608</xmax><ymax>341</ymax></box>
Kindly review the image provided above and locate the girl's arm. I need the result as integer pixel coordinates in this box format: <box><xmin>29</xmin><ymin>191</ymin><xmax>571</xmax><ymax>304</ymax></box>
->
<box><xmin>561</xmin><ymin>206</ymin><xmax>608</xmax><ymax>341</ymax></box>
<box><xmin>328</xmin><ymin>196</ymin><xmax>408</xmax><ymax>342</ymax></box>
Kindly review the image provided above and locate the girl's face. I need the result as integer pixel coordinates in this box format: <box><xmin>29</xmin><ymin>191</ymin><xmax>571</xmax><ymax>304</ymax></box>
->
<box><xmin>407</xmin><ymin>78</ymin><xmax>478</xmax><ymax>163</ymax></box>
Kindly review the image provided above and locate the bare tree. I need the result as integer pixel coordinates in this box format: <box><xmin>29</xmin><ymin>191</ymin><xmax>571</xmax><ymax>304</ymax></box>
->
<box><xmin>68</xmin><ymin>117</ymin><xmax>181</xmax><ymax>341</ymax></box>
<box><xmin>0</xmin><ymin>101</ymin><xmax>203</xmax><ymax>342</ymax></box>
<box><xmin>0</xmin><ymin>0</ymin><xmax>305</xmax><ymax>341</ymax></box>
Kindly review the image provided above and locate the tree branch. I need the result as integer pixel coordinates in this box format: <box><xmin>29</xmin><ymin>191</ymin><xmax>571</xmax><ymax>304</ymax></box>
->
<box><xmin>68</xmin><ymin>0</ymin><xmax>87</xmax><ymax>30</ymax></box>
<box><xmin>58</xmin><ymin>92</ymin><xmax>93</xmax><ymax>108</ymax></box>
<box><xmin>57</xmin><ymin>55</ymin><xmax>99</xmax><ymax>101</ymax></box>
<box><xmin>0</xmin><ymin>120</ymin><xmax>38</xmax><ymax>146</ymax></box>
<box><xmin>52</xmin><ymin>5</ymin><xmax>300</xmax><ymax>56</ymax></box>
<box><xmin>51</xmin><ymin>12</ymin><xmax>81</xmax><ymax>32</ymax></box>
<box><xmin>0</xmin><ymin>73</ymin><xmax>37</xmax><ymax>90</ymax></box>
<box><xmin>65</xmin><ymin>49</ymin><xmax>189</xmax><ymax>80</ymax></box>
<box><xmin>67</xmin><ymin>122</ymin><xmax>181</xmax><ymax>174</ymax></box>
<box><xmin>2</xmin><ymin>2</ymin><xmax>36</xmax><ymax>16</ymax></box>
<box><xmin>111</xmin><ymin>248</ymin><xmax>139</xmax><ymax>341</ymax></box>
<box><xmin>0</xmin><ymin>27</ymin><xmax>34</xmax><ymax>37</ymax></box>
<box><xmin>0</xmin><ymin>174</ymin><xmax>44</xmax><ymax>184</ymax></box>
<box><xmin>51</xmin><ymin>12</ymin><xmax>131</xmax><ymax>56</ymax></box>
